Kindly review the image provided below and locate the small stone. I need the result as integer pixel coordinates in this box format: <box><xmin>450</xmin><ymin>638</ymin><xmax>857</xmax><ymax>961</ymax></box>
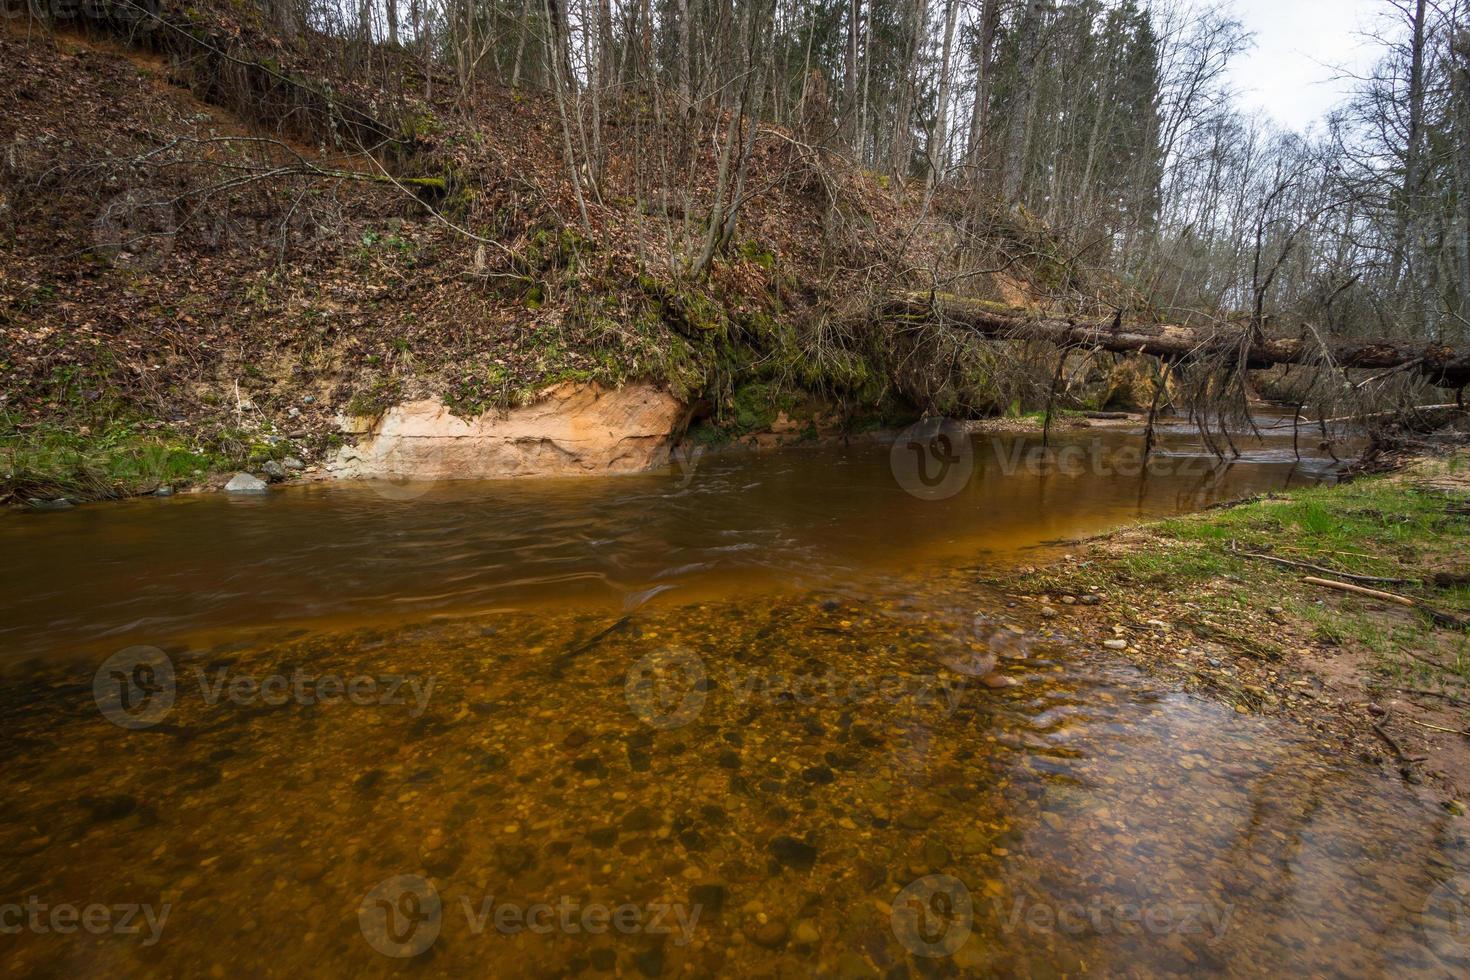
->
<box><xmin>923</xmin><ymin>838</ymin><xmax>951</xmax><ymax>867</ymax></box>
<box><xmin>1040</xmin><ymin>606</ymin><xmax>1060</xmax><ymax>618</ymax></box>
<box><xmin>801</xmin><ymin>766</ymin><xmax>834</xmax><ymax>785</ymax></box>
<box><xmin>81</xmin><ymin>794</ymin><xmax>137</xmax><ymax>823</ymax></box>
<box><xmin>1267</xmin><ymin>606</ymin><xmax>1284</xmax><ymax>616</ymax></box>
<box><xmin>1103</xmin><ymin>639</ymin><xmax>1128</xmax><ymax>650</ymax></box>
<box><xmin>153</xmin><ymin>486</ymin><xmax>174</xmax><ymax>497</ymax></box>
<box><xmin>633</xmin><ymin>945</ymin><xmax>664</xmax><ymax>977</ymax></box>
<box><xmin>260</xmin><ymin>460</ymin><xmax>286</xmax><ymax>481</ymax></box>
<box><xmin>1060</xmin><ymin>596</ymin><xmax>1076</xmax><ymax>605</ymax></box>
<box><xmin>792</xmin><ymin>920</ymin><xmax>820</xmax><ymax>945</ymax></box>
<box><xmin>282</xmin><ymin>456</ymin><xmax>305</xmax><ymax>471</ymax></box>
<box><xmin>621</xmin><ymin>806</ymin><xmax>655</xmax><ymax>832</ymax></box>
<box><xmin>295</xmin><ymin>861</ymin><xmax>327</xmax><ymax>882</ymax></box>
<box><xmin>496</xmin><ymin>843</ymin><xmax>534</xmax><ymax>874</ymax></box>
<box><xmin>769</xmin><ymin>836</ymin><xmax>818</xmax><ymax>871</ymax></box>
<box><xmin>224</xmin><ymin>472</ymin><xmax>267</xmax><ymax>493</ymax></box>
<box><xmin>744</xmin><ymin>918</ymin><xmax>789</xmax><ymax>948</ymax></box>
<box><xmin>26</xmin><ymin>497</ymin><xmax>74</xmax><ymax>511</ymax></box>
<box><xmin>982</xmin><ymin>673</ymin><xmax>1018</xmax><ymax>688</ymax></box>
<box><xmin>690</xmin><ymin>883</ymin><xmax>727</xmax><ymax>916</ymax></box>
<box><xmin>420</xmin><ymin>845</ymin><xmax>461</xmax><ymax>875</ymax></box>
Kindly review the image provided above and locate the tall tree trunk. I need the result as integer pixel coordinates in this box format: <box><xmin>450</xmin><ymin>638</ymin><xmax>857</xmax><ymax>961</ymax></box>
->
<box><xmin>845</xmin><ymin>0</ymin><xmax>861</xmax><ymax>151</ymax></box>
<box><xmin>965</xmin><ymin>0</ymin><xmax>1001</xmax><ymax>175</ymax></box>
<box><xmin>1454</xmin><ymin>28</ymin><xmax>1470</xmax><ymax>338</ymax></box>
<box><xmin>677</xmin><ymin>0</ymin><xmax>692</xmax><ymax>110</ymax></box>
<box><xmin>1392</xmin><ymin>0</ymin><xmax>1430</xmax><ymax>295</ymax></box>
<box><xmin>927</xmin><ymin>0</ymin><xmax>961</xmax><ymax>187</ymax></box>
<box><xmin>1002</xmin><ymin>0</ymin><xmax>1047</xmax><ymax>203</ymax></box>
<box><xmin>890</xmin><ymin>0</ymin><xmax>928</xmax><ymax>177</ymax></box>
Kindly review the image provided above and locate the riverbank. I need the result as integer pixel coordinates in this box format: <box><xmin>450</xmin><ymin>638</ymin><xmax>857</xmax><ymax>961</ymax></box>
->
<box><xmin>982</xmin><ymin>449</ymin><xmax>1470</xmax><ymax>806</ymax></box>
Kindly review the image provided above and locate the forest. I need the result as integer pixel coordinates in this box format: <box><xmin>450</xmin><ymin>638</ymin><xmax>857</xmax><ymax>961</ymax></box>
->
<box><xmin>5</xmin><ymin>0</ymin><xmax>1470</xmax><ymax>475</ymax></box>
<box><xmin>7</xmin><ymin>3</ymin><xmax>1470</xmax><ymax>977</ymax></box>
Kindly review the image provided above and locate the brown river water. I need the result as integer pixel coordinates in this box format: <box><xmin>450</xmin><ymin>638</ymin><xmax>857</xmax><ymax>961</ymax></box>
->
<box><xmin>2</xmin><ymin>420</ymin><xmax>1468</xmax><ymax>977</ymax></box>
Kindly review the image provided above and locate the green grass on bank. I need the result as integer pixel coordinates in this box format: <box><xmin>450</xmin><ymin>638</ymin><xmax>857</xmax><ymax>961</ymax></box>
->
<box><xmin>998</xmin><ymin>458</ymin><xmax>1470</xmax><ymax>693</ymax></box>
<box><xmin>0</xmin><ymin>419</ymin><xmax>265</xmax><ymax>504</ymax></box>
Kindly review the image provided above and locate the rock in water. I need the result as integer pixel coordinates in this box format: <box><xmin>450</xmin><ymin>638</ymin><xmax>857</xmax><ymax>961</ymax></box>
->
<box><xmin>769</xmin><ymin>835</ymin><xmax>818</xmax><ymax>871</ymax></box>
<box><xmin>27</xmin><ymin>497</ymin><xmax>74</xmax><ymax>510</ymax></box>
<box><xmin>224</xmin><ymin>472</ymin><xmax>268</xmax><ymax>493</ymax></box>
<box><xmin>260</xmin><ymin>460</ymin><xmax>286</xmax><ymax>481</ymax></box>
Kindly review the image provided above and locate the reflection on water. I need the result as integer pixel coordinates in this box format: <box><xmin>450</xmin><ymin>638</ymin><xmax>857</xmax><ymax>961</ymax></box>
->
<box><xmin>0</xmin><ymin>424</ymin><xmax>1341</xmax><ymax>663</ymax></box>
<box><xmin>6</xmin><ymin>421</ymin><xmax>1464</xmax><ymax>976</ymax></box>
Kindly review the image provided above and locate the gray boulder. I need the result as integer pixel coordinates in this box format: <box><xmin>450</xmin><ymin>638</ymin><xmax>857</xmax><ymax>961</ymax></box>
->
<box><xmin>224</xmin><ymin>472</ymin><xmax>268</xmax><ymax>493</ymax></box>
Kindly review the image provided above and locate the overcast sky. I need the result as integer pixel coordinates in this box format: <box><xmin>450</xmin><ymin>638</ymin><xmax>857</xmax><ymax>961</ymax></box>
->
<box><xmin>1223</xmin><ymin>0</ymin><xmax>1385</xmax><ymax>132</ymax></box>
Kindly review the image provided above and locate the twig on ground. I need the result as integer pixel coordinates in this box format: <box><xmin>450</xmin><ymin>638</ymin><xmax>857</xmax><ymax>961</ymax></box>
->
<box><xmin>1228</xmin><ymin>541</ymin><xmax>1414</xmax><ymax>585</ymax></box>
<box><xmin>1303</xmin><ymin>576</ymin><xmax>1470</xmax><ymax>629</ymax></box>
<box><xmin>1407</xmin><ymin>718</ymin><xmax>1470</xmax><ymax>737</ymax></box>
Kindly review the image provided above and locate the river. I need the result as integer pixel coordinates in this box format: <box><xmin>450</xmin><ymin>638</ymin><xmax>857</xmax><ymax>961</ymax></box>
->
<box><xmin>2</xmin><ymin>419</ymin><xmax>1466</xmax><ymax>975</ymax></box>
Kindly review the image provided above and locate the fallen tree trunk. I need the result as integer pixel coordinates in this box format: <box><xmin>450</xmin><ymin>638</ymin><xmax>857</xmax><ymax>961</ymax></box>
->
<box><xmin>884</xmin><ymin>293</ymin><xmax>1470</xmax><ymax>389</ymax></box>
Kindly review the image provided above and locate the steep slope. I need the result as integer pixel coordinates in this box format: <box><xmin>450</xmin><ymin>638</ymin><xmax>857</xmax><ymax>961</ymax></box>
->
<box><xmin>0</xmin><ymin>7</ymin><xmax>1099</xmax><ymax>501</ymax></box>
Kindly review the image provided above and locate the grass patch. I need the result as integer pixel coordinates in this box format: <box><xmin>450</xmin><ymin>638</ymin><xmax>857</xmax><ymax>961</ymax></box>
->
<box><xmin>1</xmin><ymin>420</ymin><xmax>240</xmax><ymax>503</ymax></box>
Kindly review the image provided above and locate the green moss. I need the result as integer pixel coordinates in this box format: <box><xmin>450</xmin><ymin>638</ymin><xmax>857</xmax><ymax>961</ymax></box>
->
<box><xmin>736</xmin><ymin>239</ymin><xmax>776</xmax><ymax>270</ymax></box>
<box><xmin>1</xmin><ymin>420</ymin><xmax>238</xmax><ymax>503</ymax></box>
<box><xmin>730</xmin><ymin>381</ymin><xmax>783</xmax><ymax>434</ymax></box>
<box><xmin>345</xmin><ymin>376</ymin><xmax>404</xmax><ymax>419</ymax></box>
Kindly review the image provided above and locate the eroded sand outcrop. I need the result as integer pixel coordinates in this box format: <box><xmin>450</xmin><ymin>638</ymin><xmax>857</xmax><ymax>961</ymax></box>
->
<box><xmin>329</xmin><ymin>383</ymin><xmax>689</xmax><ymax>480</ymax></box>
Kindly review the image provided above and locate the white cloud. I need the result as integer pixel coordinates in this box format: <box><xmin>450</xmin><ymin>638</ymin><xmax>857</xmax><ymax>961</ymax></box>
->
<box><xmin>1223</xmin><ymin>0</ymin><xmax>1384</xmax><ymax>132</ymax></box>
